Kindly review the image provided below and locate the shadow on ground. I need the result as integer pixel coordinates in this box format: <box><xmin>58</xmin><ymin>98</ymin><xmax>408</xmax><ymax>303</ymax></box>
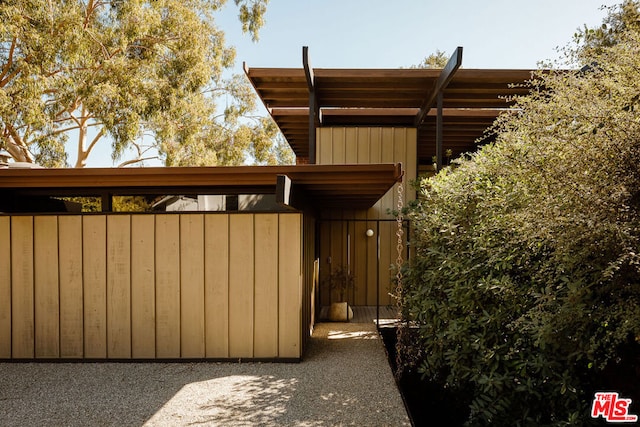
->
<box><xmin>0</xmin><ymin>323</ymin><xmax>409</xmax><ymax>427</ymax></box>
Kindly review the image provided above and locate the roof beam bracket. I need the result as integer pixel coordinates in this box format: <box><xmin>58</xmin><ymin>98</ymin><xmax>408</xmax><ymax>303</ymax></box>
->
<box><xmin>414</xmin><ymin>46</ymin><xmax>463</xmax><ymax>127</ymax></box>
<box><xmin>303</xmin><ymin>46</ymin><xmax>320</xmax><ymax>164</ymax></box>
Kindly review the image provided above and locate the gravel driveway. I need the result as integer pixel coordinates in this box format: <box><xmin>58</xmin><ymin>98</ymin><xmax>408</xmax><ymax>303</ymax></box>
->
<box><xmin>0</xmin><ymin>322</ymin><xmax>410</xmax><ymax>426</ymax></box>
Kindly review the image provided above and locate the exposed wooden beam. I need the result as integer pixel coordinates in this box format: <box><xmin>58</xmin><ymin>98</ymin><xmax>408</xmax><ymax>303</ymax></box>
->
<box><xmin>303</xmin><ymin>46</ymin><xmax>319</xmax><ymax>164</ymax></box>
<box><xmin>303</xmin><ymin>46</ymin><xmax>314</xmax><ymax>92</ymax></box>
<box><xmin>435</xmin><ymin>92</ymin><xmax>444</xmax><ymax>173</ymax></box>
<box><xmin>414</xmin><ymin>46</ymin><xmax>463</xmax><ymax>127</ymax></box>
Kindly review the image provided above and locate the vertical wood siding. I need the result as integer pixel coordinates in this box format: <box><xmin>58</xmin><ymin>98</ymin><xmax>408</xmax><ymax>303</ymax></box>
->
<box><xmin>1</xmin><ymin>212</ymin><xmax>303</xmax><ymax>360</ymax></box>
<box><xmin>317</xmin><ymin>127</ymin><xmax>416</xmax><ymax>306</ymax></box>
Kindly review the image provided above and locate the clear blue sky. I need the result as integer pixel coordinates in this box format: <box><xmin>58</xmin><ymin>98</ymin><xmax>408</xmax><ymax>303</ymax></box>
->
<box><xmin>86</xmin><ymin>0</ymin><xmax>620</xmax><ymax>167</ymax></box>
<box><xmin>220</xmin><ymin>0</ymin><xmax>620</xmax><ymax>70</ymax></box>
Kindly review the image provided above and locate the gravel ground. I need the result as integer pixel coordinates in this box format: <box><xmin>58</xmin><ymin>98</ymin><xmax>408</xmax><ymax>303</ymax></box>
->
<box><xmin>0</xmin><ymin>322</ymin><xmax>410</xmax><ymax>426</ymax></box>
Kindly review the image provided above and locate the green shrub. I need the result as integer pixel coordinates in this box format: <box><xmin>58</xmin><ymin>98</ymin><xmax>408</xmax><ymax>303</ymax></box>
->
<box><xmin>398</xmin><ymin>3</ymin><xmax>640</xmax><ymax>425</ymax></box>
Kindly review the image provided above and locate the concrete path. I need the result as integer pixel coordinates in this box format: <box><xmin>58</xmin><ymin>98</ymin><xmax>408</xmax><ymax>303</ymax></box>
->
<box><xmin>0</xmin><ymin>322</ymin><xmax>410</xmax><ymax>426</ymax></box>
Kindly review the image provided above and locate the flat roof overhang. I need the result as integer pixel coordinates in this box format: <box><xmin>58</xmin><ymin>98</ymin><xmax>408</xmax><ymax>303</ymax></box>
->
<box><xmin>245</xmin><ymin>63</ymin><xmax>540</xmax><ymax>163</ymax></box>
<box><xmin>0</xmin><ymin>164</ymin><xmax>403</xmax><ymax>211</ymax></box>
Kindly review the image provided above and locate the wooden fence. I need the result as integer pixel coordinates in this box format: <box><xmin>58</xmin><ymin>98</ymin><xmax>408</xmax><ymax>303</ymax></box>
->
<box><xmin>0</xmin><ymin>212</ymin><xmax>304</xmax><ymax>360</ymax></box>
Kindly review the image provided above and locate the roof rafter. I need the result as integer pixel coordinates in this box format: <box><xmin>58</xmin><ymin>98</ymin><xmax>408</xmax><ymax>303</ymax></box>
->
<box><xmin>414</xmin><ymin>46</ymin><xmax>463</xmax><ymax>127</ymax></box>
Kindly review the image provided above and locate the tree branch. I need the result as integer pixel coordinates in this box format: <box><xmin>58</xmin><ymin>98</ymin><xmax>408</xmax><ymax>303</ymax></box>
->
<box><xmin>3</xmin><ymin>123</ymin><xmax>34</xmax><ymax>162</ymax></box>
<box><xmin>86</xmin><ymin>126</ymin><xmax>105</xmax><ymax>156</ymax></box>
<box><xmin>117</xmin><ymin>156</ymin><xmax>160</xmax><ymax>168</ymax></box>
<box><xmin>0</xmin><ymin>37</ymin><xmax>17</xmax><ymax>84</ymax></box>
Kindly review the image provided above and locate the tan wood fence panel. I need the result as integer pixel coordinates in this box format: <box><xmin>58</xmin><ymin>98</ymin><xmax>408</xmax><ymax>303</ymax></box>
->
<box><xmin>131</xmin><ymin>215</ymin><xmax>156</xmax><ymax>358</ymax></box>
<box><xmin>1</xmin><ymin>212</ymin><xmax>303</xmax><ymax>360</ymax></box>
<box><xmin>58</xmin><ymin>216</ymin><xmax>83</xmax><ymax>358</ymax></box>
<box><xmin>12</xmin><ymin>216</ymin><xmax>34</xmax><ymax>358</ymax></box>
<box><xmin>83</xmin><ymin>216</ymin><xmax>107</xmax><ymax>358</ymax></box>
<box><xmin>228</xmin><ymin>214</ymin><xmax>255</xmax><ymax>358</ymax></box>
<box><xmin>180</xmin><ymin>214</ymin><xmax>205</xmax><ymax>358</ymax></box>
<box><xmin>0</xmin><ymin>217</ymin><xmax>11</xmax><ymax>358</ymax></box>
<box><xmin>254</xmin><ymin>214</ymin><xmax>279</xmax><ymax>358</ymax></box>
<box><xmin>155</xmin><ymin>214</ymin><xmax>181</xmax><ymax>358</ymax></box>
<box><xmin>34</xmin><ymin>216</ymin><xmax>60</xmax><ymax>358</ymax></box>
<box><xmin>204</xmin><ymin>214</ymin><xmax>229</xmax><ymax>358</ymax></box>
<box><xmin>107</xmin><ymin>215</ymin><xmax>131</xmax><ymax>358</ymax></box>
<box><xmin>279</xmin><ymin>214</ymin><xmax>302</xmax><ymax>358</ymax></box>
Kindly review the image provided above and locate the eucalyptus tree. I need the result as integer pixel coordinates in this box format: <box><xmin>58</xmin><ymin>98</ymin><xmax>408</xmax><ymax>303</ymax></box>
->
<box><xmin>0</xmin><ymin>0</ymin><xmax>282</xmax><ymax>167</ymax></box>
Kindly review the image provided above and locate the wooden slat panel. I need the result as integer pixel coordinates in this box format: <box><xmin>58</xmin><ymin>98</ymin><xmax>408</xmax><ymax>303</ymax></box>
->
<box><xmin>106</xmin><ymin>215</ymin><xmax>131</xmax><ymax>358</ymax></box>
<box><xmin>345</xmin><ymin>128</ymin><xmax>358</xmax><ymax>163</ymax></box>
<box><xmin>279</xmin><ymin>214</ymin><xmax>302</xmax><ymax>358</ymax></box>
<box><xmin>228</xmin><ymin>214</ymin><xmax>254</xmax><ymax>358</ymax></box>
<box><xmin>131</xmin><ymin>215</ymin><xmax>156</xmax><ymax>358</ymax></box>
<box><xmin>58</xmin><ymin>216</ymin><xmax>84</xmax><ymax>358</ymax></box>
<box><xmin>406</xmin><ymin>128</ymin><xmax>418</xmax><ymax>201</ymax></box>
<box><xmin>357</xmin><ymin>128</ymin><xmax>371</xmax><ymax>164</ymax></box>
<box><xmin>155</xmin><ymin>215</ymin><xmax>181</xmax><ymax>358</ymax></box>
<box><xmin>0</xmin><ymin>217</ymin><xmax>11</xmax><ymax>358</ymax></box>
<box><xmin>83</xmin><ymin>216</ymin><xmax>107</xmax><ymax>358</ymax></box>
<box><xmin>253</xmin><ymin>214</ymin><xmax>279</xmax><ymax>358</ymax></box>
<box><xmin>368</xmin><ymin>128</ymin><xmax>383</xmax><ymax>218</ymax></box>
<box><xmin>331</xmin><ymin>128</ymin><xmax>346</xmax><ymax>164</ymax></box>
<box><xmin>317</xmin><ymin>128</ymin><xmax>332</xmax><ymax>164</ymax></box>
<box><xmin>204</xmin><ymin>214</ymin><xmax>229</xmax><ymax>358</ymax></box>
<box><xmin>180</xmin><ymin>214</ymin><xmax>205</xmax><ymax>358</ymax></box>
<box><xmin>11</xmin><ymin>216</ymin><xmax>34</xmax><ymax>358</ymax></box>
<box><xmin>34</xmin><ymin>216</ymin><xmax>59</xmax><ymax>358</ymax></box>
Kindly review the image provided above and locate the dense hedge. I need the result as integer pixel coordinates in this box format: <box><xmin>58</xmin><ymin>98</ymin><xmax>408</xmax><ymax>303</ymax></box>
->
<box><xmin>398</xmin><ymin>3</ymin><xmax>640</xmax><ymax>425</ymax></box>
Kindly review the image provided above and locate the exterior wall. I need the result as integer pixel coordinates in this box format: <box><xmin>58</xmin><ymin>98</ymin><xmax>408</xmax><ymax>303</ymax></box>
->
<box><xmin>0</xmin><ymin>213</ymin><xmax>303</xmax><ymax>360</ymax></box>
<box><xmin>316</xmin><ymin>127</ymin><xmax>416</xmax><ymax>306</ymax></box>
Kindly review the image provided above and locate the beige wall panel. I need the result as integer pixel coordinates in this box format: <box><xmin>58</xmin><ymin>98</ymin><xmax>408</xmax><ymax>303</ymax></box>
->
<box><xmin>83</xmin><ymin>215</ymin><xmax>107</xmax><ymax>358</ymax></box>
<box><xmin>131</xmin><ymin>215</ymin><xmax>156</xmax><ymax>358</ymax></box>
<box><xmin>253</xmin><ymin>214</ymin><xmax>279</xmax><ymax>358</ymax></box>
<box><xmin>357</xmin><ymin>128</ymin><xmax>371</xmax><ymax>164</ymax></box>
<box><xmin>278</xmin><ymin>214</ymin><xmax>301</xmax><ymax>358</ymax></box>
<box><xmin>345</xmin><ymin>128</ymin><xmax>358</xmax><ymax>163</ymax></box>
<box><xmin>180</xmin><ymin>214</ymin><xmax>205</xmax><ymax>358</ymax></box>
<box><xmin>155</xmin><ymin>215</ymin><xmax>181</xmax><ymax>358</ymax></box>
<box><xmin>107</xmin><ymin>215</ymin><xmax>131</xmax><ymax>358</ymax></box>
<box><xmin>317</xmin><ymin>128</ymin><xmax>333</xmax><ymax>165</ymax></box>
<box><xmin>369</xmin><ymin>128</ymin><xmax>383</xmax><ymax>163</ymax></box>
<box><xmin>405</xmin><ymin>128</ymin><xmax>418</xmax><ymax>201</ymax></box>
<box><xmin>368</xmin><ymin>129</ymin><xmax>383</xmax><ymax>218</ymax></box>
<box><xmin>331</xmin><ymin>128</ymin><xmax>346</xmax><ymax>164</ymax></box>
<box><xmin>204</xmin><ymin>214</ymin><xmax>229</xmax><ymax>358</ymax></box>
<box><xmin>58</xmin><ymin>216</ymin><xmax>84</xmax><ymax>358</ymax></box>
<box><xmin>34</xmin><ymin>216</ymin><xmax>60</xmax><ymax>358</ymax></box>
<box><xmin>11</xmin><ymin>216</ymin><xmax>34</xmax><ymax>358</ymax></box>
<box><xmin>229</xmin><ymin>214</ymin><xmax>254</xmax><ymax>358</ymax></box>
<box><xmin>0</xmin><ymin>217</ymin><xmax>11</xmax><ymax>358</ymax></box>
